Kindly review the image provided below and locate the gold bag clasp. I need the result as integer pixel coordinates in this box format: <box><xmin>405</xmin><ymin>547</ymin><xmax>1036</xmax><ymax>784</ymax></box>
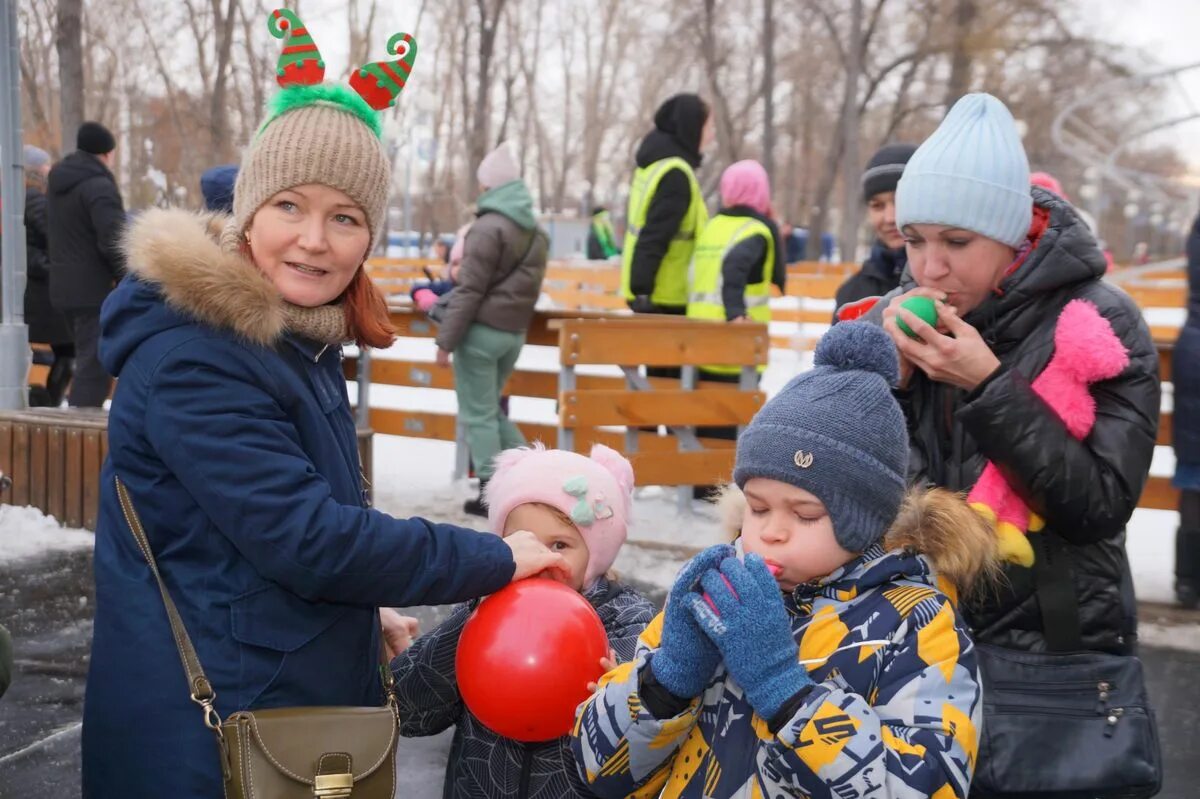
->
<box><xmin>313</xmin><ymin>772</ymin><xmax>353</xmax><ymax>798</ymax></box>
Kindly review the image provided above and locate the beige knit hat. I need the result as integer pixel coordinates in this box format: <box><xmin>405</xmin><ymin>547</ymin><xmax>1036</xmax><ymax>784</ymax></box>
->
<box><xmin>228</xmin><ymin>84</ymin><xmax>392</xmax><ymax>252</ymax></box>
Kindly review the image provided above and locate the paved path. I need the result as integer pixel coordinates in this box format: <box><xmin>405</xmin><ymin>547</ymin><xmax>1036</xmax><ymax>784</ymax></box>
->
<box><xmin>2</xmin><ymin>548</ymin><xmax>1197</xmax><ymax>797</ymax></box>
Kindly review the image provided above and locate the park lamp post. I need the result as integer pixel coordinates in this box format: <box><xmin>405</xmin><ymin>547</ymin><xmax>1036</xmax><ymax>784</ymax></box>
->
<box><xmin>0</xmin><ymin>0</ymin><xmax>28</xmax><ymax>410</ymax></box>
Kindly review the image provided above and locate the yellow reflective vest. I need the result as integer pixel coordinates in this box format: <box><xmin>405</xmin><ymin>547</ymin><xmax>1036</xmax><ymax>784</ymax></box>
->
<box><xmin>686</xmin><ymin>213</ymin><xmax>774</xmax><ymax>375</ymax></box>
<box><xmin>620</xmin><ymin>157</ymin><xmax>708</xmax><ymax>306</ymax></box>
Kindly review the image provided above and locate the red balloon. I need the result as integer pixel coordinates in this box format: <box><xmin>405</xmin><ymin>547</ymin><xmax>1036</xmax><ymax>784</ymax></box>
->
<box><xmin>456</xmin><ymin>578</ymin><xmax>609</xmax><ymax>742</ymax></box>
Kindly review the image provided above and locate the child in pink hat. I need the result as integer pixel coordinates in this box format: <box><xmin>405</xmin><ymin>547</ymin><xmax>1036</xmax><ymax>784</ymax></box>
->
<box><xmin>391</xmin><ymin>443</ymin><xmax>655</xmax><ymax>799</ymax></box>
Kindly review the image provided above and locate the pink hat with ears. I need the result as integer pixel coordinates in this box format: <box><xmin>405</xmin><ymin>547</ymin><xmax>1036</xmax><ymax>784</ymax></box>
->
<box><xmin>485</xmin><ymin>443</ymin><xmax>635</xmax><ymax>588</ymax></box>
<box><xmin>719</xmin><ymin>159</ymin><xmax>772</xmax><ymax>216</ymax></box>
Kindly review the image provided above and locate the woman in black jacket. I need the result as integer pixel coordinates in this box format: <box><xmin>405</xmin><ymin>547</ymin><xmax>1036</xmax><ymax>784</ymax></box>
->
<box><xmin>870</xmin><ymin>94</ymin><xmax>1159</xmax><ymax>656</ymax></box>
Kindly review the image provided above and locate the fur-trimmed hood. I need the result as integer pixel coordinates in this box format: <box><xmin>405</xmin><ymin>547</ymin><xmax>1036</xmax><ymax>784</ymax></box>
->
<box><xmin>718</xmin><ymin>485</ymin><xmax>999</xmax><ymax>594</ymax></box>
<box><xmin>118</xmin><ymin>207</ymin><xmax>287</xmax><ymax>346</ymax></box>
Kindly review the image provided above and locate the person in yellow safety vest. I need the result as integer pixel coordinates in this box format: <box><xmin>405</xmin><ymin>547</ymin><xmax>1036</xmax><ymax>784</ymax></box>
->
<box><xmin>587</xmin><ymin>206</ymin><xmax>621</xmax><ymax>259</ymax></box>
<box><xmin>687</xmin><ymin>159</ymin><xmax>786</xmax><ymax>383</ymax></box>
<box><xmin>621</xmin><ymin>93</ymin><xmax>714</xmax><ymax>315</ymax></box>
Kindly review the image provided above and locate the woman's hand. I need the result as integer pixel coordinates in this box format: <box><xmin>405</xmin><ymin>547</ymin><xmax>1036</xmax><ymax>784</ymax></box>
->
<box><xmin>436</xmin><ymin>348</ymin><xmax>451</xmax><ymax>368</ymax></box>
<box><xmin>881</xmin><ymin>287</ymin><xmax>946</xmax><ymax>389</ymax></box>
<box><xmin>504</xmin><ymin>529</ymin><xmax>572</xmax><ymax>583</ymax></box>
<box><xmin>890</xmin><ymin>300</ymin><xmax>1001</xmax><ymax>392</ymax></box>
<box><xmin>379</xmin><ymin>608</ymin><xmax>420</xmax><ymax>659</ymax></box>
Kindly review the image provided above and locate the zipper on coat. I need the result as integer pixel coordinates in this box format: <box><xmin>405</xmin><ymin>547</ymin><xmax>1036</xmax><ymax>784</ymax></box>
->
<box><xmin>517</xmin><ymin>746</ymin><xmax>534</xmax><ymax>798</ymax></box>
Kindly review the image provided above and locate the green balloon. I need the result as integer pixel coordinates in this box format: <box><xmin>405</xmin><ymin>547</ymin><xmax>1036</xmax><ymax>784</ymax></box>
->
<box><xmin>896</xmin><ymin>295</ymin><xmax>938</xmax><ymax>338</ymax></box>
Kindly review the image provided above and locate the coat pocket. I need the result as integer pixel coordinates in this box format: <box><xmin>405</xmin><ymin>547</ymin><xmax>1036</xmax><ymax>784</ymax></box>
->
<box><xmin>229</xmin><ymin>585</ymin><xmax>350</xmax><ymax>707</ymax></box>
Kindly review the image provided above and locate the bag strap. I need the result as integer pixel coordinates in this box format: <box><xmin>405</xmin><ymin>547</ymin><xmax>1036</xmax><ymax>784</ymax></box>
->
<box><xmin>113</xmin><ymin>477</ymin><xmax>396</xmax><ymax>727</ymax></box>
<box><xmin>114</xmin><ymin>476</ymin><xmax>224</xmax><ymax>731</ymax></box>
<box><xmin>1031</xmin><ymin>533</ymin><xmax>1084</xmax><ymax>652</ymax></box>
<box><xmin>486</xmin><ymin>224</ymin><xmax>541</xmax><ymax>293</ymax></box>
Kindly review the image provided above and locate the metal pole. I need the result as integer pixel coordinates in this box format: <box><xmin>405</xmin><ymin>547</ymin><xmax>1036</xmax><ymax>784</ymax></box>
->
<box><xmin>0</xmin><ymin>0</ymin><xmax>29</xmax><ymax>409</ymax></box>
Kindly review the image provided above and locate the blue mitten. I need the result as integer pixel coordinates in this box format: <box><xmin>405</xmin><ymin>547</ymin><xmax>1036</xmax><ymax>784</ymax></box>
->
<box><xmin>688</xmin><ymin>554</ymin><xmax>812</xmax><ymax>720</ymax></box>
<box><xmin>650</xmin><ymin>544</ymin><xmax>735</xmax><ymax>699</ymax></box>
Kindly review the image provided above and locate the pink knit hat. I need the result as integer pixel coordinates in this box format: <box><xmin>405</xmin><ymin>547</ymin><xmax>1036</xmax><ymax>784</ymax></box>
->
<box><xmin>720</xmin><ymin>159</ymin><xmax>772</xmax><ymax>216</ymax></box>
<box><xmin>477</xmin><ymin>141</ymin><xmax>520</xmax><ymax>189</ymax></box>
<box><xmin>485</xmin><ymin>443</ymin><xmax>635</xmax><ymax>588</ymax></box>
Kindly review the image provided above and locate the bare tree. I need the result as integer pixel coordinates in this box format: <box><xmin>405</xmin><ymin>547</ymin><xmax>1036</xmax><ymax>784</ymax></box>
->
<box><xmin>208</xmin><ymin>0</ymin><xmax>240</xmax><ymax>164</ymax></box>
<box><xmin>944</xmin><ymin>0</ymin><xmax>977</xmax><ymax>106</ymax></box>
<box><xmin>761</xmin><ymin>0</ymin><xmax>776</xmax><ymax>180</ymax></box>
<box><xmin>56</xmin><ymin>0</ymin><xmax>85</xmax><ymax>150</ymax></box>
<box><xmin>466</xmin><ymin>0</ymin><xmax>507</xmax><ymax>187</ymax></box>
<box><xmin>837</xmin><ymin>0</ymin><xmax>864</xmax><ymax>261</ymax></box>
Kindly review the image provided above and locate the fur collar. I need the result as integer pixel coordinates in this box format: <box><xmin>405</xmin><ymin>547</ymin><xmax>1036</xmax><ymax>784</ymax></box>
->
<box><xmin>122</xmin><ymin>207</ymin><xmax>289</xmax><ymax>346</ymax></box>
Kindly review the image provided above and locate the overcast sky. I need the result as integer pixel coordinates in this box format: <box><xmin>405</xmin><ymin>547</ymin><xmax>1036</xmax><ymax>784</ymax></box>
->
<box><xmin>295</xmin><ymin>0</ymin><xmax>1200</xmax><ymax>171</ymax></box>
<box><xmin>1085</xmin><ymin>1</ymin><xmax>1200</xmax><ymax>172</ymax></box>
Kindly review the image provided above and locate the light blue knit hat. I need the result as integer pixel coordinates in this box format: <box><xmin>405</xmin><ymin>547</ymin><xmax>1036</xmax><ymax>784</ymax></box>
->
<box><xmin>733</xmin><ymin>323</ymin><xmax>908</xmax><ymax>552</ymax></box>
<box><xmin>896</xmin><ymin>93</ymin><xmax>1032</xmax><ymax>248</ymax></box>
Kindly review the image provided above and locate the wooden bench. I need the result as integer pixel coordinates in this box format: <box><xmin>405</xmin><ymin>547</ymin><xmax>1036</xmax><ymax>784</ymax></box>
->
<box><xmin>0</xmin><ymin>408</ymin><xmax>375</xmax><ymax>531</ymax></box>
<box><xmin>554</xmin><ymin>316</ymin><xmax>767</xmax><ymax>493</ymax></box>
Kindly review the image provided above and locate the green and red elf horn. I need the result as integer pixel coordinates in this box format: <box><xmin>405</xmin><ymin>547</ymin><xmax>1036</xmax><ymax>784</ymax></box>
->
<box><xmin>268</xmin><ymin>8</ymin><xmax>325</xmax><ymax>87</ymax></box>
<box><xmin>350</xmin><ymin>32</ymin><xmax>418</xmax><ymax>110</ymax></box>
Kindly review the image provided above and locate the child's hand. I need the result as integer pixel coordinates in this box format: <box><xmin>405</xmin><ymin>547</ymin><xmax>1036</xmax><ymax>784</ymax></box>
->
<box><xmin>650</xmin><ymin>544</ymin><xmax>734</xmax><ymax>700</ymax></box>
<box><xmin>586</xmin><ymin>648</ymin><xmax>617</xmax><ymax>692</ymax></box>
<box><xmin>688</xmin><ymin>554</ymin><xmax>812</xmax><ymax>720</ymax></box>
<box><xmin>380</xmin><ymin>608</ymin><xmax>420</xmax><ymax>659</ymax></box>
<box><xmin>504</xmin><ymin>529</ymin><xmax>572</xmax><ymax>583</ymax></box>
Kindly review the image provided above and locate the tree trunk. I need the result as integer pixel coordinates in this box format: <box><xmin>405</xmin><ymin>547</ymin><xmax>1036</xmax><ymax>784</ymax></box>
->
<box><xmin>468</xmin><ymin>0</ymin><xmax>506</xmax><ymax>183</ymax></box>
<box><xmin>761</xmin><ymin>0</ymin><xmax>776</xmax><ymax>181</ymax></box>
<box><xmin>806</xmin><ymin>129</ymin><xmax>846</xmax><ymax>260</ymax></box>
<box><xmin>56</xmin><ymin>0</ymin><xmax>85</xmax><ymax>151</ymax></box>
<box><xmin>837</xmin><ymin>0</ymin><xmax>863</xmax><ymax>263</ymax></box>
<box><xmin>944</xmin><ymin>0</ymin><xmax>977</xmax><ymax>107</ymax></box>
<box><xmin>700</xmin><ymin>0</ymin><xmax>741</xmax><ymax>165</ymax></box>
<box><xmin>208</xmin><ymin>0</ymin><xmax>240</xmax><ymax>165</ymax></box>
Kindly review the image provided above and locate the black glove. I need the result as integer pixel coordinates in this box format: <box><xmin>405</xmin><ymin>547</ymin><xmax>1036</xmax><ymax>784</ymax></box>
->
<box><xmin>629</xmin><ymin>295</ymin><xmax>656</xmax><ymax>314</ymax></box>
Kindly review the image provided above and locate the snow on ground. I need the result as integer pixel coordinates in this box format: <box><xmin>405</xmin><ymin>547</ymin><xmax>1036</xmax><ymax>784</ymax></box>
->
<box><xmin>0</xmin><ymin>506</ymin><xmax>94</xmax><ymax>565</ymax></box>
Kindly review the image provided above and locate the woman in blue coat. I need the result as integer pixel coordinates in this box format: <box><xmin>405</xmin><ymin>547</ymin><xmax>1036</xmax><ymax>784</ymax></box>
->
<box><xmin>81</xmin><ymin>82</ymin><xmax>568</xmax><ymax>795</ymax></box>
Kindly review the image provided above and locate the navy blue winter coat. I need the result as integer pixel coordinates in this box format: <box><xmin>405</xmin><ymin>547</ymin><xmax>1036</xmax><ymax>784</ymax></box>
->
<box><xmin>81</xmin><ymin>208</ymin><xmax>516</xmax><ymax>797</ymax></box>
<box><xmin>1173</xmin><ymin>212</ymin><xmax>1200</xmax><ymax>482</ymax></box>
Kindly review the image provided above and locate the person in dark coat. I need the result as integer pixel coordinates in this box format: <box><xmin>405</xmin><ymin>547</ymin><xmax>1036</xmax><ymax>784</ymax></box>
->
<box><xmin>199</xmin><ymin>163</ymin><xmax>238</xmax><ymax>213</ymax></box>
<box><xmin>22</xmin><ymin>145</ymin><xmax>75</xmax><ymax>406</ymax></box>
<box><xmin>621</xmin><ymin>94</ymin><xmax>713</xmax><ymax>315</ymax></box>
<box><xmin>46</xmin><ymin>121</ymin><xmax>126</xmax><ymax>407</ymax></box>
<box><xmin>81</xmin><ymin>82</ymin><xmax>568</xmax><ymax>798</ymax></box>
<box><xmin>833</xmin><ymin>143</ymin><xmax>916</xmax><ymax>321</ymax></box>
<box><xmin>1174</xmin><ymin>211</ymin><xmax>1200</xmax><ymax>607</ymax></box>
<box><xmin>869</xmin><ymin>94</ymin><xmax>1159</xmax><ymax>657</ymax></box>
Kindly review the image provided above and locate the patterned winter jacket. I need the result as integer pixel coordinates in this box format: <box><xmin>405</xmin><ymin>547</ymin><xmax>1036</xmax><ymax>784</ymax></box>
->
<box><xmin>572</xmin><ymin>541</ymin><xmax>983</xmax><ymax>798</ymax></box>
<box><xmin>392</xmin><ymin>578</ymin><xmax>655</xmax><ymax>799</ymax></box>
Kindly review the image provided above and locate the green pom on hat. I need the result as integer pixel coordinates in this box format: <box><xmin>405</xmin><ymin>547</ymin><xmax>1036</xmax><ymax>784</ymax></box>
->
<box><xmin>258</xmin><ymin>83</ymin><xmax>382</xmax><ymax>140</ymax></box>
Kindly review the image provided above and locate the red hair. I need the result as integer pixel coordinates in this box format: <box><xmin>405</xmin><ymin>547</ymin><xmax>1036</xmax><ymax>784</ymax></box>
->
<box><xmin>342</xmin><ymin>267</ymin><xmax>397</xmax><ymax>349</ymax></box>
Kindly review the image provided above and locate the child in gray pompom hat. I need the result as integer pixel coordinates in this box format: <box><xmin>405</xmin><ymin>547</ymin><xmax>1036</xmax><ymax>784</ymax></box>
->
<box><xmin>573</xmin><ymin>322</ymin><xmax>1000</xmax><ymax>799</ymax></box>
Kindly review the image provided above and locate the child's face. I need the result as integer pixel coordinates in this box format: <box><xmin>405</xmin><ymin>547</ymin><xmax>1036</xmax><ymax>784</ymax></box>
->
<box><xmin>503</xmin><ymin>504</ymin><xmax>591</xmax><ymax>591</ymax></box>
<box><xmin>740</xmin><ymin>478</ymin><xmax>858</xmax><ymax>591</ymax></box>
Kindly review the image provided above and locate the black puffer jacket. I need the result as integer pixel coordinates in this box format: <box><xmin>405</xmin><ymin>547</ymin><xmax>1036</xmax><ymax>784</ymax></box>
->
<box><xmin>869</xmin><ymin>189</ymin><xmax>1160</xmax><ymax>654</ymax></box>
<box><xmin>46</xmin><ymin>150</ymin><xmax>126</xmax><ymax>311</ymax></box>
